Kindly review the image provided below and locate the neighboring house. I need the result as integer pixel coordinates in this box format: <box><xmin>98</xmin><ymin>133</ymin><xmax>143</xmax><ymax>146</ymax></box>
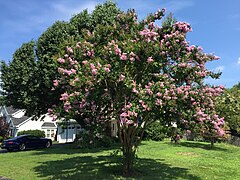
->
<box><xmin>0</xmin><ymin>106</ymin><xmax>118</xmax><ymax>143</ymax></box>
<box><xmin>0</xmin><ymin>106</ymin><xmax>57</xmax><ymax>141</ymax></box>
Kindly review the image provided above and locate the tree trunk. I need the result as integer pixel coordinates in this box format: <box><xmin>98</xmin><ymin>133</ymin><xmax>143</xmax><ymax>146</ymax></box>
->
<box><xmin>119</xmin><ymin>126</ymin><xmax>138</xmax><ymax>176</ymax></box>
<box><xmin>122</xmin><ymin>146</ymin><xmax>136</xmax><ymax>176</ymax></box>
<box><xmin>210</xmin><ymin>137</ymin><xmax>215</xmax><ymax>148</ymax></box>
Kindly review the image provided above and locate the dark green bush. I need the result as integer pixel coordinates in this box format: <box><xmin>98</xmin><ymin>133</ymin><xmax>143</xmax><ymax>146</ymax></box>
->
<box><xmin>74</xmin><ymin>130</ymin><xmax>116</xmax><ymax>148</ymax></box>
<box><xmin>143</xmin><ymin>121</ymin><xmax>166</xmax><ymax>141</ymax></box>
<box><xmin>17</xmin><ymin>130</ymin><xmax>45</xmax><ymax>138</ymax></box>
<box><xmin>0</xmin><ymin>136</ymin><xmax>3</xmax><ymax>142</ymax></box>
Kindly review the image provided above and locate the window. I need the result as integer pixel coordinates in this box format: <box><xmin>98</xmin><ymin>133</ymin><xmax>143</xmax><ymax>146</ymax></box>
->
<box><xmin>51</xmin><ymin>130</ymin><xmax>55</xmax><ymax>138</ymax></box>
<box><xmin>47</xmin><ymin>130</ymin><xmax>50</xmax><ymax>138</ymax></box>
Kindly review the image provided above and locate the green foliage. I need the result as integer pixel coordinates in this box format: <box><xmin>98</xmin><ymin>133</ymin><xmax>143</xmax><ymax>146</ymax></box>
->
<box><xmin>0</xmin><ymin>136</ymin><xmax>3</xmax><ymax>142</ymax></box>
<box><xmin>17</xmin><ymin>130</ymin><xmax>45</xmax><ymax>138</ymax></box>
<box><xmin>1</xmin><ymin>1</ymin><xmax>121</xmax><ymax>118</ymax></box>
<box><xmin>75</xmin><ymin>130</ymin><xmax>116</xmax><ymax>148</ymax></box>
<box><xmin>1</xmin><ymin>41</ymin><xmax>38</xmax><ymax>113</ymax></box>
<box><xmin>143</xmin><ymin>121</ymin><xmax>166</xmax><ymax>141</ymax></box>
<box><xmin>216</xmin><ymin>85</ymin><xmax>240</xmax><ymax>136</ymax></box>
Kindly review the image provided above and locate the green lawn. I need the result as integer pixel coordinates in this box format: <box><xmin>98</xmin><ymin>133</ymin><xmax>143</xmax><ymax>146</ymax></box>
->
<box><xmin>0</xmin><ymin>140</ymin><xmax>239</xmax><ymax>179</ymax></box>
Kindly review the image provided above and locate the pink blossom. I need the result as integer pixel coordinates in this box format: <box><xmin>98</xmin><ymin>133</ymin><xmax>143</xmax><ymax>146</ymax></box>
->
<box><xmin>90</xmin><ymin>63</ymin><xmax>95</xmax><ymax>69</ymax></box>
<box><xmin>120</xmin><ymin>112</ymin><xmax>128</xmax><ymax>117</ymax></box>
<box><xmin>64</xmin><ymin>101</ymin><xmax>71</xmax><ymax>112</ymax></box>
<box><xmin>217</xmin><ymin>129</ymin><xmax>225</xmax><ymax>136</ymax></box>
<box><xmin>119</xmin><ymin>74</ymin><xmax>125</xmax><ymax>81</ymax></box>
<box><xmin>60</xmin><ymin>93</ymin><xmax>69</xmax><ymax>101</ymax></box>
<box><xmin>57</xmin><ymin>58</ymin><xmax>65</xmax><ymax>64</ymax></box>
<box><xmin>71</xmin><ymin>69</ymin><xmax>77</xmax><ymax>74</ymax></box>
<box><xmin>87</xmin><ymin>51</ymin><xmax>92</xmax><ymax>57</ymax></box>
<box><xmin>160</xmin><ymin>82</ymin><xmax>164</xmax><ymax>88</ymax></box>
<box><xmin>53</xmin><ymin>80</ymin><xmax>59</xmax><ymax>87</ymax></box>
<box><xmin>147</xmin><ymin>56</ymin><xmax>154</xmax><ymax>63</ymax></box>
<box><xmin>120</xmin><ymin>53</ymin><xmax>128</xmax><ymax>60</ymax></box>
<box><xmin>92</xmin><ymin>69</ymin><xmax>98</xmax><ymax>76</ymax></box>
<box><xmin>74</xmin><ymin>77</ymin><xmax>79</xmax><ymax>82</ymax></box>
<box><xmin>47</xmin><ymin>108</ymin><xmax>53</xmax><ymax>114</ymax></box>
<box><xmin>146</xmin><ymin>89</ymin><xmax>153</xmax><ymax>95</ymax></box>
<box><xmin>67</xmin><ymin>46</ymin><xmax>73</xmax><ymax>54</ymax></box>
<box><xmin>104</xmin><ymin>67</ymin><xmax>110</xmax><ymax>73</ymax></box>
<box><xmin>132</xmin><ymin>88</ymin><xmax>139</xmax><ymax>94</ymax></box>
<box><xmin>155</xmin><ymin>99</ymin><xmax>162</xmax><ymax>106</ymax></box>
<box><xmin>82</xmin><ymin>61</ymin><xmax>88</xmax><ymax>65</ymax></box>
<box><xmin>115</xmin><ymin>47</ymin><xmax>122</xmax><ymax>55</ymax></box>
<box><xmin>130</xmin><ymin>57</ymin><xmax>135</xmax><ymax>62</ymax></box>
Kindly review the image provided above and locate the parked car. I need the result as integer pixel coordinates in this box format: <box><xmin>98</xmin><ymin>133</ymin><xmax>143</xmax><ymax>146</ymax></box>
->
<box><xmin>1</xmin><ymin>134</ymin><xmax>52</xmax><ymax>152</ymax></box>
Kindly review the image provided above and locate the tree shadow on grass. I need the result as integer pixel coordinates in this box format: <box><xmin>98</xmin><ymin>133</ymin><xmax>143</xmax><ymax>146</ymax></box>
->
<box><xmin>32</xmin><ymin>143</ymin><xmax>121</xmax><ymax>155</ymax></box>
<box><xmin>167</xmin><ymin>141</ymin><xmax>228</xmax><ymax>151</ymax></box>
<box><xmin>34</xmin><ymin>155</ymin><xmax>200</xmax><ymax>179</ymax></box>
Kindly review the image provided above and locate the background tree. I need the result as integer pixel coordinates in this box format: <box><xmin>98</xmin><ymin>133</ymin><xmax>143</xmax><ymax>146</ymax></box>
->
<box><xmin>1</xmin><ymin>41</ymin><xmax>38</xmax><ymax>113</ymax></box>
<box><xmin>48</xmin><ymin>6</ymin><xmax>224</xmax><ymax>174</ymax></box>
<box><xmin>1</xmin><ymin>1</ymin><xmax>121</xmax><ymax>118</ymax></box>
<box><xmin>216</xmin><ymin>83</ymin><xmax>240</xmax><ymax>137</ymax></box>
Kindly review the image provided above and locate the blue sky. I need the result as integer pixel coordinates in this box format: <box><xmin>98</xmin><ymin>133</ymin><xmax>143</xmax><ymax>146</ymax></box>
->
<box><xmin>0</xmin><ymin>0</ymin><xmax>239</xmax><ymax>88</ymax></box>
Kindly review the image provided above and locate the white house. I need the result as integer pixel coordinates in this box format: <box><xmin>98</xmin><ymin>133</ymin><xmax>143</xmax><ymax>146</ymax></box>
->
<box><xmin>0</xmin><ymin>106</ymin><xmax>57</xmax><ymax>141</ymax></box>
<box><xmin>0</xmin><ymin>106</ymin><xmax>118</xmax><ymax>143</ymax></box>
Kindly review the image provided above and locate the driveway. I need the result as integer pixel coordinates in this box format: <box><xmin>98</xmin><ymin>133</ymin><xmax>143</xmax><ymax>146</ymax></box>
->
<box><xmin>0</xmin><ymin>149</ymin><xmax>7</xmax><ymax>153</ymax></box>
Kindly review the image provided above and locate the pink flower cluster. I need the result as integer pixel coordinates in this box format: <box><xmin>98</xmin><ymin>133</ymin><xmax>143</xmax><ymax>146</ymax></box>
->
<box><xmin>173</xmin><ymin>22</ymin><xmax>192</xmax><ymax>33</ymax></box>
<box><xmin>120</xmin><ymin>102</ymin><xmax>138</xmax><ymax>127</ymax></box>
<box><xmin>139</xmin><ymin>27</ymin><xmax>159</xmax><ymax>42</ymax></box>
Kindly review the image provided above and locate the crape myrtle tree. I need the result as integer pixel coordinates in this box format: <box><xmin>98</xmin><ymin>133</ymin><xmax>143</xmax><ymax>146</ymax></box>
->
<box><xmin>48</xmin><ymin>6</ymin><xmax>225</xmax><ymax>174</ymax></box>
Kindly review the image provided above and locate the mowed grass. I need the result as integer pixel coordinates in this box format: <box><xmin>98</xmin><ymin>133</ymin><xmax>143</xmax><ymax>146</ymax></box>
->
<box><xmin>0</xmin><ymin>140</ymin><xmax>239</xmax><ymax>179</ymax></box>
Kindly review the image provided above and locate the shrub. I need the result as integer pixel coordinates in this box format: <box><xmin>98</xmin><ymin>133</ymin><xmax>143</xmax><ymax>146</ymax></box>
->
<box><xmin>143</xmin><ymin>121</ymin><xmax>166</xmax><ymax>141</ymax></box>
<box><xmin>0</xmin><ymin>136</ymin><xmax>3</xmax><ymax>142</ymax></box>
<box><xmin>17</xmin><ymin>130</ymin><xmax>45</xmax><ymax>138</ymax></box>
<box><xmin>74</xmin><ymin>130</ymin><xmax>116</xmax><ymax>148</ymax></box>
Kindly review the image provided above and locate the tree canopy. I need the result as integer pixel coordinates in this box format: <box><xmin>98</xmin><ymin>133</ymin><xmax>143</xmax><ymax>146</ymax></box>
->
<box><xmin>47</xmin><ymin>6</ymin><xmax>224</xmax><ymax>174</ymax></box>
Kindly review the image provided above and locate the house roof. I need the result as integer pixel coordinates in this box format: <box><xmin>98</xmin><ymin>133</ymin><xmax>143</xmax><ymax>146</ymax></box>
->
<box><xmin>41</xmin><ymin>122</ymin><xmax>56</xmax><ymax>128</ymax></box>
<box><xmin>11</xmin><ymin>116</ymin><xmax>30</xmax><ymax>126</ymax></box>
<box><xmin>5</xmin><ymin>106</ymin><xmax>20</xmax><ymax>115</ymax></box>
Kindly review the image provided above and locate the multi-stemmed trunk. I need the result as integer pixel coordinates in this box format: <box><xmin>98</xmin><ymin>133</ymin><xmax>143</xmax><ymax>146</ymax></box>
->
<box><xmin>118</xmin><ymin>124</ymin><xmax>145</xmax><ymax>176</ymax></box>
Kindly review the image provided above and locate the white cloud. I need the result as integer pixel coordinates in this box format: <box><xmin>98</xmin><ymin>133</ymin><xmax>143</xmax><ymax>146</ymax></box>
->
<box><xmin>214</xmin><ymin>66</ymin><xmax>224</xmax><ymax>72</ymax></box>
<box><xmin>52</xmin><ymin>1</ymin><xmax>97</xmax><ymax>20</ymax></box>
<box><xmin>238</xmin><ymin>57</ymin><xmax>240</xmax><ymax>65</ymax></box>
